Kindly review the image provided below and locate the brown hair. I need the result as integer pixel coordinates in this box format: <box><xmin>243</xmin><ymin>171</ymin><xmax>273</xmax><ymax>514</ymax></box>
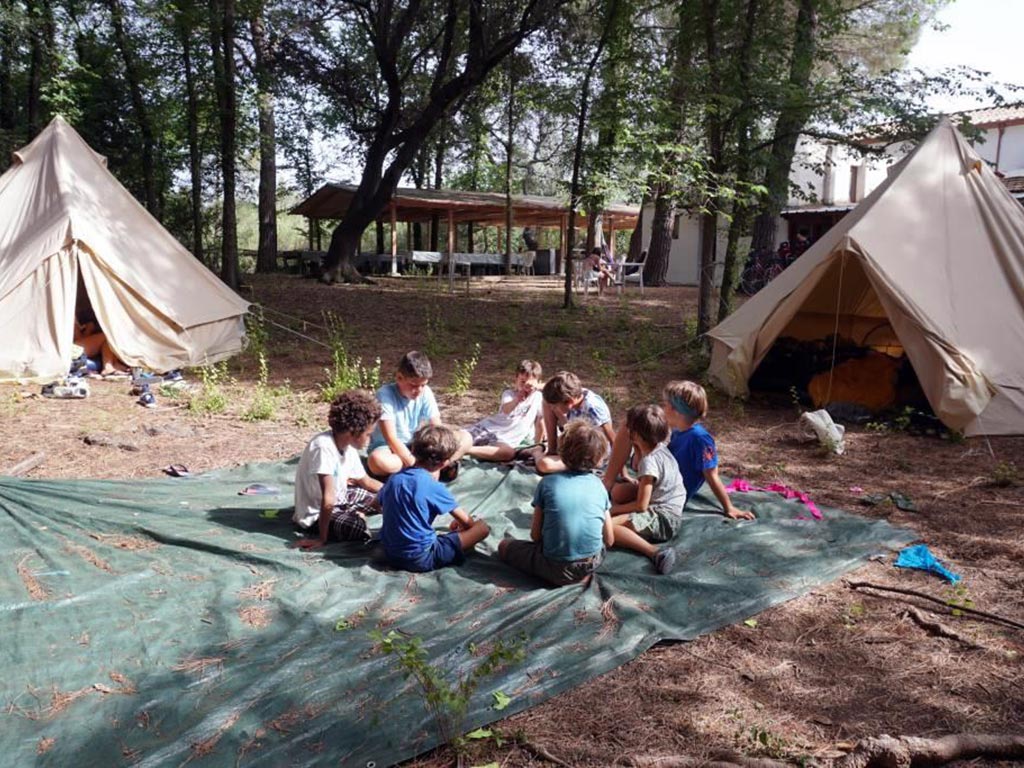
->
<box><xmin>626</xmin><ymin>404</ymin><xmax>669</xmax><ymax>448</ymax></box>
<box><xmin>398</xmin><ymin>350</ymin><xmax>432</xmax><ymax>379</ymax></box>
<box><xmin>516</xmin><ymin>360</ymin><xmax>543</xmax><ymax>379</ymax></box>
<box><xmin>542</xmin><ymin>371</ymin><xmax>582</xmax><ymax>405</ymax></box>
<box><xmin>410</xmin><ymin>424</ymin><xmax>459</xmax><ymax>468</ymax></box>
<box><xmin>559</xmin><ymin>420</ymin><xmax>608</xmax><ymax>472</ymax></box>
<box><xmin>662</xmin><ymin>380</ymin><xmax>708</xmax><ymax>421</ymax></box>
<box><xmin>328</xmin><ymin>390</ymin><xmax>382</xmax><ymax>435</ymax></box>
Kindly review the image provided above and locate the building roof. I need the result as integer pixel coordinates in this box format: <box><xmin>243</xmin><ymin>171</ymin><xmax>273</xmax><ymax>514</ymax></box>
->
<box><xmin>291</xmin><ymin>183</ymin><xmax>640</xmax><ymax>229</ymax></box>
<box><xmin>781</xmin><ymin>203</ymin><xmax>856</xmax><ymax>216</ymax></box>
<box><xmin>958</xmin><ymin>104</ymin><xmax>1024</xmax><ymax>129</ymax></box>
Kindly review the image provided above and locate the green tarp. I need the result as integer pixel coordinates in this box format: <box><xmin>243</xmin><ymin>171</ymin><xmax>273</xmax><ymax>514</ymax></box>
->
<box><xmin>0</xmin><ymin>460</ymin><xmax>914</xmax><ymax>767</ymax></box>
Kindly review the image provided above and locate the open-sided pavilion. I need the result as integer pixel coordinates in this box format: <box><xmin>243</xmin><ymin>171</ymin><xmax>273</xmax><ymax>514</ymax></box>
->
<box><xmin>290</xmin><ymin>182</ymin><xmax>640</xmax><ymax>276</ymax></box>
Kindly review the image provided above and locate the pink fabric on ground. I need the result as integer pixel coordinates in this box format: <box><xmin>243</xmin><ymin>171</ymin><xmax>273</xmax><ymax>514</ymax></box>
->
<box><xmin>725</xmin><ymin>479</ymin><xmax>823</xmax><ymax>519</ymax></box>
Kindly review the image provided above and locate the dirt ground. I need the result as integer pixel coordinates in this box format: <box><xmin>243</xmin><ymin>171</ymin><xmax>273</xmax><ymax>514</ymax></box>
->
<box><xmin>2</xmin><ymin>273</ymin><xmax>1023</xmax><ymax>767</ymax></box>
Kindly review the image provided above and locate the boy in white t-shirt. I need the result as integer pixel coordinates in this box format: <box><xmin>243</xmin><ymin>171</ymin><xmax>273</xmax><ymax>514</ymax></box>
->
<box><xmin>294</xmin><ymin>390</ymin><xmax>384</xmax><ymax>548</ymax></box>
<box><xmin>456</xmin><ymin>360</ymin><xmax>545</xmax><ymax>463</ymax></box>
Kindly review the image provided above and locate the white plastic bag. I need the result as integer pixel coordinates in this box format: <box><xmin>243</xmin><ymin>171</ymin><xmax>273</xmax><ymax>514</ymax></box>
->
<box><xmin>799</xmin><ymin>409</ymin><xmax>845</xmax><ymax>455</ymax></box>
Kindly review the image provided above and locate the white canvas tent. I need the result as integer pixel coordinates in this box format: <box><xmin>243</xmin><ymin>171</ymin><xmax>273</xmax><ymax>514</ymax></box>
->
<box><xmin>0</xmin><ymin>116</ymin><xmax>249</xmax><ymax>381</ymax></box>
<box><xmin>709</xmin><ymin>118</ymin><xmax>1024</xmax><ymax>437</ymax></box>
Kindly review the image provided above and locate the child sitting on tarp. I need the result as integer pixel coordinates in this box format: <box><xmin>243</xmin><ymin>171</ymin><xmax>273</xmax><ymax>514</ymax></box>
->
<box><xmin>367</xmin><ymin>351</ymin><xmax>443</xmax><ymax>478</ymax></box>
<box><xmin>499</xmin><ymin>420</ymin><xmax>614</xmax><ymax>586</ymax></box>
<box><xmin>609</xmin><ymin>404</ymin><xmax>685</xmax><ymax>575</ymax></box>
<box><xmin>294</xmin><ymin>390</ymin><xmax>384</xmax><ymax>548</ymax></box>
<box><xmin>379</xmin><ymin>425</ymin><xmax>490</xmax><ymax>572</ymax></box>
<box><xmin>604</xmin><ymin>380</ymin><xmax>754</xmax><ymax>521</ymax></box>
<box><xmin>455</xmin><ymin>359</ymin><xmax>545</xmax><ymax>463</ymax></box>
<box><xmin>524</xmin><ymin>370</ymin><xmax>616</xmax><ymax>475</ymax></box>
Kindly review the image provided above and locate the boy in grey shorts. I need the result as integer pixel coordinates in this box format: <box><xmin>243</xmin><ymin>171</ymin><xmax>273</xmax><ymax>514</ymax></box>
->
<box><xmin>609</xmin><ymin>404</ymin><xmax>685</xmax><ymax>574</ymax></box>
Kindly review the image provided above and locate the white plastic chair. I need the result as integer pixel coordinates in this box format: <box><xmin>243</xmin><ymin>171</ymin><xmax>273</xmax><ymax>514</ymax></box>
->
<box><xmin>615</xmin><ymin>252</ymin><xmax>646</xmax><ymax>296</ymax></box>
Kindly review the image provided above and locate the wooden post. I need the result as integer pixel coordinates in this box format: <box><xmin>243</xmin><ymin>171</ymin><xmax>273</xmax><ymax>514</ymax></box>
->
<box><xmin>390</xmin><ymin>202</ymin><xmax>398</xmax><ymax>276</ymax></box>
<box><xmin>405</xmin><ymin>219</ymin><xmax>412</xmax><ymax>253</ymax></box>
<box><xmin>447</xmin><ymin>209</ymin><xmax>456</xmax><ymax>292</ymax></box>
<box><xmin>608</xmin><ymin>222</ymin><xmax>616</xmax><ymax>258</ymax></box>
<box><xmin>558</xmin><ymin>215</ymin><xmax>566</xmax><ymax>275</ymax></box>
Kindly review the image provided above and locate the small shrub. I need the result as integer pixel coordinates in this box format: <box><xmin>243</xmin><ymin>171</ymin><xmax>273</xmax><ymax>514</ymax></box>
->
<box><xmin>449</xmin><ymin>342</ymin><xmax>481</xmax><ymax>397</ymax></box>
<box><xmin>187</xmin><ymin>361</ymin><xmax>230</xmax><ymax>415</ymax></box>
<box><xmin>424</xmin><ymin>305</ymin><xmax>448</xmax><ymax>358</ymax></box>
<box><xmin>989</xmin><ymin>460</ymin><xmax>1019</xmax><ymax>487</ymax></box>
<box><xmin>370</xmin><ymin>629</ymin><xmax>525</xmax><ymax>754</ymax></box>
<box><xmin>320</xmin><ymin>312</ymin><xmax>381</xmax><ymax>401</ymax></box>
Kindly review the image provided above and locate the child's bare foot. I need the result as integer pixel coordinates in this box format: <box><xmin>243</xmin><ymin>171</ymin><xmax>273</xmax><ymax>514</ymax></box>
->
<box><xmin>654</xmin><ymin>548</ymin><xmax>676</xmax><ymax>575</ymax></box>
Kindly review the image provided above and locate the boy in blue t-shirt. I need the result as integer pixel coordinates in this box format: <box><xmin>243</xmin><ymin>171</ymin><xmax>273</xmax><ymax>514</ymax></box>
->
<box><xmin>604</xmin><ymin>381</ymin><xmax>754</xmax><ymax>521</ymax></box>
<box><xmin>368</xmin><ymin>351</ymin><xmax>442</xmax><ymax>477</ymax></box>
<box><xmin>379</xmin><ymin>424</ymin><xmax>490</xmax><ymax>572</ymax></box>
<box><xmin>528</xmin><ymin>371</ymin><xmax>615</xmax><ymax>475</ymax></box>
<box><xmin>499</xmin><ymin>421</ymin><xmax>614</xmax><ymax>586</ymax></box>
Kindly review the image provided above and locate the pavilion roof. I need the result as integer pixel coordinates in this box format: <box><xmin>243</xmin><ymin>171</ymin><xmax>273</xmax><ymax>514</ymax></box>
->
<box><xmin>290</xmin><ymin>183</ymin><xmax>640</xmax><ymax>229</ymax></box>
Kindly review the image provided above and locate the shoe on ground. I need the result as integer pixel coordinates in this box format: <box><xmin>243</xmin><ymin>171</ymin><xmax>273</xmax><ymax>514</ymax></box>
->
<box><xmin>654</xmin><ymin>547</ymin><xmax>676</xmax><ymax>575</ymax></box>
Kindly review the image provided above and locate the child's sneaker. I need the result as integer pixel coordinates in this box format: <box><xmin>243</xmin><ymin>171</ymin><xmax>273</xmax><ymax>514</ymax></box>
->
<box><xmin>654</xmin><ymin>547</ymin><xmax>676</xmax><ymax>575</ymax></box>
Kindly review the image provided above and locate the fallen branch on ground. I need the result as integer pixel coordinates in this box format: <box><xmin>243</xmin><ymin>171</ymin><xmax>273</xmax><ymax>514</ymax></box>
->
<box><xmin>846</xmin><ymin>580</ymin><xmax>1024</xmax><ymax>631</ymax></box>
<box><xmin>7</xmin><ymin>452</ymin><xmax>46</xmax><ymax>477</ymax></box>
<box><xmin>902</xmin><ymin>606</ymin><xmax>986</xmax><ymax>649</ymax></box>
<box><xmin>834</xmin><ymin>733</ymin><xmax>1024</xmax><ymax>768</ymax></box>
<box><xmin>519</xmin><ymin>739</ymin><xmax>574</xmax><ymax>767</ymax></box>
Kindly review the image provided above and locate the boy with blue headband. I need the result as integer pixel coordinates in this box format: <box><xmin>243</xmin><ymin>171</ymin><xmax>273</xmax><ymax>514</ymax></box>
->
<box><xmin>603</xmin><ymin>380</ymin><xmax>754</xmax><ymax>521</ymax></box>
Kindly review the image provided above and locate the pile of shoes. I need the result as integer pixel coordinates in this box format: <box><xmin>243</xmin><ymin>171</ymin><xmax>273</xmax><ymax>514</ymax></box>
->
<box><xmin>41</xmin><ymin>376</ymin><xmax>90</xmax><ymax>399</ymax></box>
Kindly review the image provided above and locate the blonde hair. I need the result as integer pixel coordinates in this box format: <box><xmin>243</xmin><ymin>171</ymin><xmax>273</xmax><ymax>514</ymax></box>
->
<box><xmin>662</xmin><ymin>380</ymin><xmax>708</xmax><ymax>421</ymax></box>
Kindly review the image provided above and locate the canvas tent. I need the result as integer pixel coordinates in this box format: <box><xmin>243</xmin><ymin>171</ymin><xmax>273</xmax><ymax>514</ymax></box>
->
<box><xmin>0</xmin><ymin>116</ymin><xmax>249</xmax><ymax>381</ymax></box>
<box><xmin>708</xmin><ymin>118</ymin><xmax>1024</xmax><ymax>437</ymax></box>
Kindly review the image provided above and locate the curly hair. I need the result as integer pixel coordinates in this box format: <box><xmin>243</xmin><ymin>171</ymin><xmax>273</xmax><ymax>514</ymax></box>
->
<box><xmin>327</xmin><ymin>389</ymin><xmax>382</xmax><ymax>435</ymax></box>
<box><xmin>410</xmin><ymin>424</ymin><xmax>459</xmax><ymax>468</ymax></box>
<box><xmin>626</xmin><ymin>404</ymin><xmax>669</xmax><ymax>448</ymax></box>
<box><xmin>542</xmin><ymin>371</ymin><xmax>582</xmax><ymax>405</ymax></box>
<box><xmin>559</xmin><ymin>420</ymin><xmax>608</xmax><ymax>472</ymax></box>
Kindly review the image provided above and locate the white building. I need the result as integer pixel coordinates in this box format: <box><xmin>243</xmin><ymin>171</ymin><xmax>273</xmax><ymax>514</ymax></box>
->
<box><xmin>640</xmin><ymin>104</ymin><xmax>1024</xmax><ymax>285</ymax></box>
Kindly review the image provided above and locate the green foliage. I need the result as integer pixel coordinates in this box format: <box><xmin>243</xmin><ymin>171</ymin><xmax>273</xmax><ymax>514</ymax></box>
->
<box><xmin>449</xmin><ymin>343</ymin><xmax>481</xmax><ymax>397</ymax></box>
<box><xmin>370</xmin><ymin>629</ymin><xmax>525</xmax><ymax>753</ymax></box>
<box><xmin>988</xmin><ymin>461</ymin><xmax>1019</xmax><ymax>488</ymax></box>
<box><xmin>946</xmin><ymin>582</ymin><xmax>974</xmax><ymax>618</ymax></box>
<box><xmin>320</xmin><ymin>311</ymin><xmax>381</xmax><ymax>402</ymax></box>
<box><xmin>423</xmin><ymin>305</ymin><xmax>449</xmax><ymax>359</ymax></box>
<box><xmin>187</xmin><ymin>361</ymin><xmax>231</xmax><ymax>415</ymax></box>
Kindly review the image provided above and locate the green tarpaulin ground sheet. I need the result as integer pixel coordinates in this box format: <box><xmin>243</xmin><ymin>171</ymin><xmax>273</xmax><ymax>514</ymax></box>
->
<box><xmin>0</xmin><ymin>460</ymin><xmax>915</xmax><ymax>767</ymax></box>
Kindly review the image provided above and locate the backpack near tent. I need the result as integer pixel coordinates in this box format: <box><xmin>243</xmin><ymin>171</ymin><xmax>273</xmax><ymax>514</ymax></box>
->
<box><xmin>0</xmin><ymin>116</ymin><xmax>249</xmax><ymax>382</ymax></box>
<box><xmin>708</xmin><ymin>118</ymin><xmax>1024</xmax><ymax>437</ymax></box>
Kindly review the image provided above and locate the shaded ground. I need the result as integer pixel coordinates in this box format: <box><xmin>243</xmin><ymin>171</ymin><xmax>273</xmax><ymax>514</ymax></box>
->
<box><xmin>2</xmin><ymin>273</ymin><xmax>1023</xmax><ymax>766</ymax></box>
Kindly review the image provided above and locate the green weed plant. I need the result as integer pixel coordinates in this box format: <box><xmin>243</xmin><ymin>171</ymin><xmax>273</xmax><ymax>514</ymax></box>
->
<box><xmin>449</xmin><ymin>343</ymin><xmax>481</xmax><ymax>397</ymax></box>
<box><xmin>370</xmin><ymin>629</ymin><xmax>525</xmax><ymax>755</ymax></box>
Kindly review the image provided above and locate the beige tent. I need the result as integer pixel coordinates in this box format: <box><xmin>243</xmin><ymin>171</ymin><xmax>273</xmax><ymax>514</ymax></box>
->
<box><xmin>709</xmin><ymin>118</ymin><xmax>1024</xmax><ymax>436</ymax></box>
<box><xmin>0</xmin><ymin>116</ymin><xmax>249</xmax><ymax>381</ymax></box>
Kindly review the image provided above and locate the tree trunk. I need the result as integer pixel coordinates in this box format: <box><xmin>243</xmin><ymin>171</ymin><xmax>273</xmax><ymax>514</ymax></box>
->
<box><xmin>697</xmin><ymin>0</ymin><xmax>725</xmax><ymax>335</ymax></box>
<box><xmin>211</xmin><ymin>0</ymin><xmax>239</xmax><ymax>288</ymax></box>
<box><xmin>504</xmin><ymin>66</ymin><xmax>515</xmax><ymax>275</ymax></box>
<box><xmin>0</xmin><ymin>0</ymin><xmax>16</xmax><ymax>143</ymax></box>
<box><xmin>644</xmin><ymin>187</ymin><xmax>673</xmax><ymax>286</ymax></box>
<box><xmin>178</xmin><ymin>17</ymin><xmax>205</xmax><ymax>263</ymax></box>
<box><xmin>717</xmin><ymin>0</ymin><xmax>760</xmax><ymax>323</ymax></box>
<box><xmin>250</xmin><ymin>12</ymin><xmax>278</xmax><ymax>273</ymax></box>
<box><xmin>751</xmin><ymin>0</ymin><xmax>818</xmax><ymax>253</ymax></box>
<box><xmin>626</xmin><ymin>189</ymin><xmax>651</xmax><ymax>261</ymax></box>
<box><xmin>106</xmin><ymin>0</ymin><xmax>159</xmax><ymax>214</ymax></box>
<box><xmin>26</xmin><ymin>0</ymin><xmax>53</xmax><ymax>137</ymax></box>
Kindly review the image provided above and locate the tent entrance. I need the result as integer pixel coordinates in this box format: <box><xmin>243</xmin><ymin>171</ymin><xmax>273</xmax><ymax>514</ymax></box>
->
<box><xmin>749</xmin><ymin>254</ymin><xmax>929</xmax><ymax>416</ymax></box>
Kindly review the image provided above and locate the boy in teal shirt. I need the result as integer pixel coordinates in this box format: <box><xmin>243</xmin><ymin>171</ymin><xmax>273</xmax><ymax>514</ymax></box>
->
<box><xmin>499</xmin><ymin>421</ymin><xmax>614</xmax><ymax>586</ymax></box>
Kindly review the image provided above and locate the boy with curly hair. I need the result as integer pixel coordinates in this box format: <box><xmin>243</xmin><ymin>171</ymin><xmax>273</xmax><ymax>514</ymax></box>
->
<box><xmin>294</xmin><ymin>389</ymin><xmax>384</xmax><ymax>548</ymax></box>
